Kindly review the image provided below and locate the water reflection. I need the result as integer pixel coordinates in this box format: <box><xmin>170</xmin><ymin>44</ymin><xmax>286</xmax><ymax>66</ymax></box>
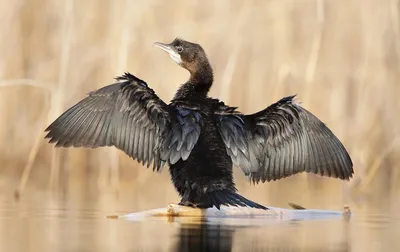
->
<box><xmin>170</xmin><ymin>217</ymin><xmax>351</xmax><ymax>252</ymax></box>
<box><xmin>0</xmin><ymin>183</ymin><xmax>399</xmax><ymax>251</ymax></box>
<box><xmin>0</xmin><ymin>197</ymin><xmax>399</xmax><ymax>252</ymax></box>
<box><xmin>174</xmin><ymin>223</ymin><xmax>235</xmax><ymax>252</ymax></box>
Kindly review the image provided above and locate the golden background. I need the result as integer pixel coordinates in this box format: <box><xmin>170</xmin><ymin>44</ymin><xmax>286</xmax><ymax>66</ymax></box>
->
<box><xmin>0</xmin><ymin>0</ymin><xmax>399</xmax><ymax>211</ymax></box>
<box><xmin>1</xmin><ymin>1</ymin><xmax>400</xmax><ymax>251</ymax></box>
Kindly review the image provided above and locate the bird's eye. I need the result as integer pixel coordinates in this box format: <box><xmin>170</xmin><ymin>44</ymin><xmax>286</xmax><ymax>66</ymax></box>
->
<box><xmin>176</xmin><ymin>46</ymin><xmax>183</xmax><ymax>53</ymax></box>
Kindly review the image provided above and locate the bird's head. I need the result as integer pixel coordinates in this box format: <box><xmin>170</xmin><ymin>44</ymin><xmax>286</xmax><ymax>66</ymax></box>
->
<box><xmin>154</xmin><ymin>38</ymin><xmax>208</xmax><ymax>75</ymax></box>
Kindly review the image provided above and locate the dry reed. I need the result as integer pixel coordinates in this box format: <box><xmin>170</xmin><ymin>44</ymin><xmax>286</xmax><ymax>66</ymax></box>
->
<box><xmin>0</xmin><ymin>0</ymin><xmax>399</xmax><ymax>202</ymax></box>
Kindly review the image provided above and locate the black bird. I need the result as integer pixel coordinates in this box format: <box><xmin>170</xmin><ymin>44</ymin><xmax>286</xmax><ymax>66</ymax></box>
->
<box><xmin>45</xmin><ymin>38</ymin><xmax>353</xmax><ymax>210</ymax></box>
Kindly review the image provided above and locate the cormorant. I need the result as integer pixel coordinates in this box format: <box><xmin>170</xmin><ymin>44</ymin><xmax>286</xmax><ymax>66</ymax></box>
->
<box><xmin>45</xmin><ymin>38</ymin><xmax>353</xmax><ymax>210</ymax></box>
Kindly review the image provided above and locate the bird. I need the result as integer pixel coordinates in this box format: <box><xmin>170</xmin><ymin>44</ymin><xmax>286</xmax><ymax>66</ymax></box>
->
<box><xmin>45</xmin><ymin>38</ymin><xmax>353</xmax><ymax>210</ymax></box>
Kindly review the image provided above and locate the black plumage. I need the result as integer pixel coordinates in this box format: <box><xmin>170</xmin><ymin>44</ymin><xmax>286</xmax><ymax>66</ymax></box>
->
<box><xmin>45</xmin><ymin>38</ymin><xmax>353</xmax><ymax>210</ymax></box>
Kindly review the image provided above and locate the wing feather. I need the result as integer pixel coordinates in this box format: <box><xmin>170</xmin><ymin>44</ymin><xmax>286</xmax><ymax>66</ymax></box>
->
<box><xmin>216</xmin><ymin>95</ymin><xmax>353</xmax><ymax>183</ymax></box>
<box><xmin>45</xmin><ymin>72</ymin><xmax>200</xmax><ymax>171</ymax></box>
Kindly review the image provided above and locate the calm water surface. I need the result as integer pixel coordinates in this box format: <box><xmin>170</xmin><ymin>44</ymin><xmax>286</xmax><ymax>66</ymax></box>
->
<box><xmin>0</xmin><ymin>186</ymin><xmax>399</xmax><ymax>252</ymax></box>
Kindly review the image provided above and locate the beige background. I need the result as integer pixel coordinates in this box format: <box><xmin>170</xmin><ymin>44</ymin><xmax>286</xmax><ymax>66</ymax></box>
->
<box><xmin>0</xmin><ymin>0</ymin><xmax>399</xmax><ymax>208</ymax></box>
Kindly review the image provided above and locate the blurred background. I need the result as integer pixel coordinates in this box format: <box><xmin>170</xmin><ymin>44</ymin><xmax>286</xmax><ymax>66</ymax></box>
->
<box><xmin>1</xmin><ymin>0</ymin><xmax>400</xmax><ymax>251</ymax></box>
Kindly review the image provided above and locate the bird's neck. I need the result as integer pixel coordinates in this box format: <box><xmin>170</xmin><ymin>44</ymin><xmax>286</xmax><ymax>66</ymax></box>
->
<box><xmin>174</xmin><ymin>60</ymin><xmax>213</xmax><ymax>99</ymax></box>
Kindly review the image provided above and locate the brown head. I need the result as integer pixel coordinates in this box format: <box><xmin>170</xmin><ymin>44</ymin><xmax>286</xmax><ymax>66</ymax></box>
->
<box><xmin>154</xmin><ymin>38</ymin><xmax>213</xmax><ymax>86</ymax></box>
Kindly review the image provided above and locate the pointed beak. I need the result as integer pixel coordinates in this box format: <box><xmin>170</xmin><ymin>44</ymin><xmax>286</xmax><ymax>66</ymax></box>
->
<box><xmin>153</xmin><ymin>42</ymin><xmax>183</xmax><ymax>65</ymax></box>
<box><xmin>153</xmin><ymin>42</ymin><xmax>175</xmax><ymax>54</ymax></box>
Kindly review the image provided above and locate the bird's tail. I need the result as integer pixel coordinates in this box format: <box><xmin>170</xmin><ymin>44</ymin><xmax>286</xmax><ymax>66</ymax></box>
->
<box><xmin>204</xmin><ymin>189</ymin><xmax>268</xmax><ymax>210</ymax></box>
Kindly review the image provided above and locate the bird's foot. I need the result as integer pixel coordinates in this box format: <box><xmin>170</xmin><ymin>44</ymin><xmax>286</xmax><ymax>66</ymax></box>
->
<box><xmin>178</xmin><ymin>200</ymin><xmax>199</xmax><ymax>208</ymax></box>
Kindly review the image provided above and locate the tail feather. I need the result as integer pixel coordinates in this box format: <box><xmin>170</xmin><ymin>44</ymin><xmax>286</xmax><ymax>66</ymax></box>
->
<box><xmin>206</xmin><ymin>190</ymin><xmax>268</xmax><ymax>210</ymax></box>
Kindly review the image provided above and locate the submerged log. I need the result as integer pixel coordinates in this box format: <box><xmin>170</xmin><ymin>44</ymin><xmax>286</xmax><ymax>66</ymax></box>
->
<box><xmin>109</xmin><ymin>203</ymin><xmax>351</xmax><ymax>223</ymax></box>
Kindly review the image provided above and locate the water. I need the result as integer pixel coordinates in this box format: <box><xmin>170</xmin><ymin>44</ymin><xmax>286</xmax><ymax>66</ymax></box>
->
<box><xmin>0</xmin><ymin>186</ymin><xmax>399</xmax><ymax>252</ymax></box>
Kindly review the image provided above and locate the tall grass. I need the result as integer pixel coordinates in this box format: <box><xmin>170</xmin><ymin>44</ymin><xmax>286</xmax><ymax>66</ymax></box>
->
<box><xmin>1</xmin><ymin>0</ymin><xmax>399</xmax><ymax>203</ymax></box>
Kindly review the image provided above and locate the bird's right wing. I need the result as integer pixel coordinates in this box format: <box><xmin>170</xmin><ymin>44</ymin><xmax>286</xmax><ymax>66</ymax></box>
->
<box><xmin>45</xmin><ymin>72</ymin><xmax>201</xmax><ymax>171</ymax></box>
<box><xmin>216</xmin><ymin>96</ymin><xmax>353</xmax><ymax>183</ymax></box>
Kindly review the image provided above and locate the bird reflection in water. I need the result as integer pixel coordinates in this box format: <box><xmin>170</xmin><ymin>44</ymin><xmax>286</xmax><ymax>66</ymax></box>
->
<box><xmin>170</xmin><ymin>214</ymin><xmax>351</xmax><ymax>252</ymax></box>
<box><xmin>173</xmin><ymin>223</ymin><xmax>235</xmax><ymax>252</ymax></box>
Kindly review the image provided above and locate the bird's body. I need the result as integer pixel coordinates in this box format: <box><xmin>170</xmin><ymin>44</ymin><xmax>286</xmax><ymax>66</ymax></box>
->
<box><xmin>45</xmin><ymin>38</ymin><xmax>353</xmax><ymax>210</ymax></box>
<box><xmin>168</xmin><ymin>96</ymin><xmax>246</xmax><ymax>208</ymax></box>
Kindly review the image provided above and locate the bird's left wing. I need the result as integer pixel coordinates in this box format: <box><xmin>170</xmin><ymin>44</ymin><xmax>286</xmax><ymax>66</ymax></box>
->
<box><xmin>215</xmin><ymin>96</ymin><xmax>353</xmax><ymax>183</ymax></box>
<box><xmin>45</xmin><ymin>72</ymin><xmax>201</xmax><ymax>171</ymax></box>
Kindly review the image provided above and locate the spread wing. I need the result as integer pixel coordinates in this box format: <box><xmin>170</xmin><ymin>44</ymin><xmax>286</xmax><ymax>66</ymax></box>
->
<box><xmin>45</xmin><ymin>72</ymin><xmax>201</xmax><ymax>171</ymax></box>
<box><xmin>216</xmin><ymin>95</ymin><xmax>353</xmax><ymax>183</ymax></box>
